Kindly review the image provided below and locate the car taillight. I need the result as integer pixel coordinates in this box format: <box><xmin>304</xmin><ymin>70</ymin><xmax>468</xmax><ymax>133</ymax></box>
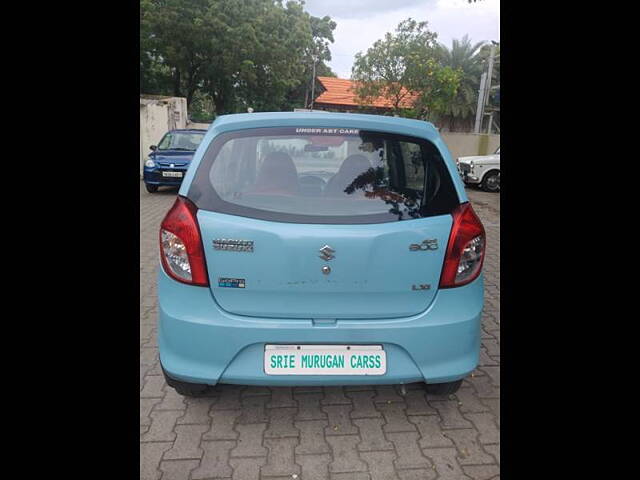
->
<box><xmin>159</xmin><ymin>196</ymin><xmax>209</xmax><ymax>286</ymax></box>
<box><xmin>439</xmin><ymin>202</ymin><xmax>486</xmax><ymax>288</ymax></box>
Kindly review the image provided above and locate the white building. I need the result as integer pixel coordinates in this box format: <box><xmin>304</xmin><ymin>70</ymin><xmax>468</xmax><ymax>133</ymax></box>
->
<box><xmin>139</xmin><ymin>95</ymin><xmax>188</xmax><ymax>177</ymax></box>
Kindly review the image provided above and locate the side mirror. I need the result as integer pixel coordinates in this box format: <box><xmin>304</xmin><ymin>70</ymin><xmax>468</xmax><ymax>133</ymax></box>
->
<box><xmin>150</xmin><ymin>145</ymin><xmax>157</xmax><ymax>151</ymax></box>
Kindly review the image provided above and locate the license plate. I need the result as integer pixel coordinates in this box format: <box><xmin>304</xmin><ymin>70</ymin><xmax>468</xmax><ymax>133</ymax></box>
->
<box><xmin>264</xmin><ymin>345</ymin><xmax>386</xmax><ymax>375</ymax></box>
<box><xmin>162</xmin><ymin>171</ymin><xmax>183</xmax><ymax>177</ymax></box>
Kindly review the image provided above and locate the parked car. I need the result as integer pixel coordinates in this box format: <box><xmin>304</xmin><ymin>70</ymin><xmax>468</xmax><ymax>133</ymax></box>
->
<box><xmin>143</xmin><ymin>129</ymin><xmax>207</xmax><ymax>193</ymax></box>
<box><xmin>456</xmin><ymin>146</ymin><xmax>500</xmax><ymax>192</ymax></box>
<box><xmin>157</xmin><ymin>112</ymin><xmax>485</xmax><ymax>396</ymax></box>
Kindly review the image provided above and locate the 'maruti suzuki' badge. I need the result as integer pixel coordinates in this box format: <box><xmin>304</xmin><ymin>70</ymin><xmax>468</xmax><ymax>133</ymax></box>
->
<box><xmin>213</xmin><ymin>239</ymin><xmax>254</xmax><ymax>252</ymax></box>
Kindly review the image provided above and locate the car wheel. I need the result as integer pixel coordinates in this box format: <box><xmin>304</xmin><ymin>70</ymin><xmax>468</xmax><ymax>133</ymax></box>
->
<box><xmin>481</xmin><ymin>171</ymin><xmax>500</xmax><ymax>192</ymax></box>
<box><xmin>162</xmin><ymin>365</ymin><xmax>212</xmax><ymax>397</ymax></box>
<box><xmin>145</xmin><ymin>184</ymin><xmax>159</xmax><ymax>193</ymax></box>
<box><xmin>425</xmin><ymin>379</ymin><xmax>463</xmax><ymax>395</ymax></box>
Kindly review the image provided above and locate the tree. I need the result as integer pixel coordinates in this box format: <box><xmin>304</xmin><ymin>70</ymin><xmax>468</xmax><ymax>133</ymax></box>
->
<box><xmin>140</xmin><ymin>0</ymin><xmax>336</xmax><ymax>116</ymax></box>
<box><xmin>435</xmin><ymin>35</ymin><xmax>486</xmax><ymax>131</ymax></box>
<box><xmin>141</xmin><ymin>0</ymin><xmax>212</xmax><ymax>105</ymax></box>
<box><xmin>351</xmin><ymin>19</ymin><xmax>461</xmax><ymax>119</ymax></box>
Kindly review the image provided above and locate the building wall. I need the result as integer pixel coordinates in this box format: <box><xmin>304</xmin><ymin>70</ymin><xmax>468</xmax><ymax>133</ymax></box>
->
<box><xmin>139</xmin><ymin>97</ymin><xmax>188</xmax><ymax>177</ymax></box>
<box><xmin>440</xmin><ymin>132</ymin><xmax>500</xmax><ymax>159</ymax></box>
<box><xmin>186</xmin><ymin>121</ymin><xmax>211</xmax><ymax>130</ymax></box>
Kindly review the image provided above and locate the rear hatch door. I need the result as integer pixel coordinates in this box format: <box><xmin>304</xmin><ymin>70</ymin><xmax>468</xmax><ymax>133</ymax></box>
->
<box><xmin>198</xmin><ymin>212</ymin><xmax>451</xmax><ymax>319</ymax></box>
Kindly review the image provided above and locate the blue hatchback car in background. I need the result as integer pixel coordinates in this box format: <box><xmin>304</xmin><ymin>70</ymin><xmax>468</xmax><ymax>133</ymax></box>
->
<box><xmin>143</xmin><ymin>129</ymin><xmax>206</xmax><ymax>193</ymax></box>
<box><xmin>157</xmin><ymin>112</ymin><xmax>485</xmax><ymax>396</ymax></box>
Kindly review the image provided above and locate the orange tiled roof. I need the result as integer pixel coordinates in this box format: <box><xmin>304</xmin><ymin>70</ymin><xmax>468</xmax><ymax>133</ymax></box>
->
<box><xmin>314</xmin><ymin>76</ymin><xmax>419</xmax><ymax>109</ymax></box>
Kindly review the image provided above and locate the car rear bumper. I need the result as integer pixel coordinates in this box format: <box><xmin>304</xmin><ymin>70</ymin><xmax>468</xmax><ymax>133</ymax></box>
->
<box><xmin>157</xmin><ymin>268</ymin><xmax>483</xmax><ymax>386</ymax></box>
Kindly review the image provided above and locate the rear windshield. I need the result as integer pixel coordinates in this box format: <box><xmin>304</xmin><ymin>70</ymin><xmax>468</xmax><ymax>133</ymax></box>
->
<box><xmin>188</xmin><ymin>127</ymin><xmax>459</xmax><ymax>224</ymax></box>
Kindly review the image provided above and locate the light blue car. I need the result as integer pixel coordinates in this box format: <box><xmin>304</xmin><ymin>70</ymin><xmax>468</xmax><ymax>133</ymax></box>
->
<box><xmin>157</xmin><ymin>111</ymin><xmax>485</xmax><ymax>396</ymax></box>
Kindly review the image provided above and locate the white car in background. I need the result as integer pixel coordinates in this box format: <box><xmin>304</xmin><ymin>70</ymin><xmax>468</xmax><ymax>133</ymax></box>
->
<box><xmin>456</xmin><ymin>147</ymin><xmax>500</xmax><ymax>192</ymax></box>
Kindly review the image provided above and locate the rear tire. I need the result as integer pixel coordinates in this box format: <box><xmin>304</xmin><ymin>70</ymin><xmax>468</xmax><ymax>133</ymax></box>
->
<box><xmin>145</xmin><ymin>184</ymin><xmax>159</xmax><ymax>193</ymax></box>
<box><xmin>162</xmin><ymin>365</ymin><xmax>212</xmax><ymax>397</ymax></box>
<box><xmin>480</xmin><ymin>171</ymin><xmax>500</xmax><ymax>192</ymax></box>
<box><xmin>425</xmin><ymin>379</ymin><xmax>463</xmax><ymax>395</ymax></box>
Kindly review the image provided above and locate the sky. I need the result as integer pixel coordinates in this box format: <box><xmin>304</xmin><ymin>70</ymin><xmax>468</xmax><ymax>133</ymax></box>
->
<box><xmin>302</xmin><ymin>0</ymin><xmax>500</xmax><ymax>79</ymax></box>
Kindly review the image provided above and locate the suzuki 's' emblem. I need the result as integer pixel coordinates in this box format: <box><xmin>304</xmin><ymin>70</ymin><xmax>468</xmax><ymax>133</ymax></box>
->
<box><xmin>170</xmin><ymin>163</ymin><xmax>175</xmax><ymax>168</ymax></box>
<box><xmin>319</xmin><ymin>245</ymin><xmax>335</xmax><ymax>261</ymax></box>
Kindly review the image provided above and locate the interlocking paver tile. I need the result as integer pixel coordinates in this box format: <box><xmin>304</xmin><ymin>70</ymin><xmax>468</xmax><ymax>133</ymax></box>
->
<box><xmin>323</xmin><ymin>404</ymin><xmax>358</xmax><ymax>435</ymax></box>
<box><xmin>296</xmin><ymin>420</ymin><xmax>330</xmax><ymax>455</ymax></box>
<box><xmin>463</xmin><ymin>413</ymin><xmax>500</xmax><ymax>445</ymax></box>
<box><xmin>261</xmin><ymin>437</ymin><xmax>301</xmax><ymax>477</ymax></box>
<box><xmin>480</xmin><ymin>398</ymin><xmax>500</xmax><ymax>428</ymax></box>
<box><xmin>213</xmin><ymin>386</ymin><xmax>243</xmax><ymax>410</ymax></box>
<box><xmin>455</xmin><ymin>387</ymin><xmax>491</xmax><ymax>414</ymax></box>
<box><xmin>239</xmin><ymin>394</ymin><xmax>269</xmax><ymax>424</ymax></box>
<box><xmin>159</xmin><ymin>459</ymin><xmax>200</xmax><ymax>480</ymax></box>
<box><xmin>463</xmin><ymin>464</ymin><xmax>501</xmax><ymax>480</ymax></box>
<box><xmin>297</xmin><ymin>453</ymin><xmax>332</xmax><ymax>480</ymax></box>
<box><xmin>141</xmin><ymin>375</ymin><xmax>167</xmax><ymax>398</ymax></box>
<box><xmin>141</xmin><ymin>398</ymin><xmax>162</xmax><ymax>426</ymax></box>
<box><xmin>430</xmin><ymin>401</ymin><xmax>473</xmax><ymax>429</ymax></box>
<box><xmin>139</xmin><ymin>184</ymin><xmax>500</xmax><ymax>479</ymax></box>
<box><xmin>386</xmin><ymin>432</ymin><xmax>430</xmax><ymax>469</ymax></box>
<box><xmin>353</xmin><ymin>418</ymin><xmax>393</xmax><ymax>451</ymax></box>
<box><xmin>404</xmin><ymin>389</ymin><xmax>438</xmax><ymax>416</ymax></box>
<box><xmin>346</xmin><ymin>391</ymin><xmax>381</xmax><ymax>419</ymax></box>
<box><xmin>231</xmin><ymin>423</ymin><xmax>268</xmax><ymax>457</ymax></box>
<box><xmin>484</xmin><ymin>444</ymin><xmax>500</xmax><ymax>465</ymax></box>
<box><xmin>141</xmin><ymin>410</ymin><xmax>182</xmax><ymax>442</ymax></box>
<box><xmin>326</xmin><ymin>435</ymin><xmax>368</xmax><ymax>473</ymax></box>
<box><xmin>377</xmin><ymin>402</ymin><xmax>417</xmax><ymax>433</ymax></box>
<box><xmin>191</xmin><ymin>440</ymin><xmax>236</xmax><ymax>479</ymax></box>
<box><xmin>155</xmin><ymin>387</ymin><xmax>187</xmax><ymax>411</ymax></box>
<box><xmin>465</xmin><ymin>374</ymin><xmax>500</xmax><ymax>399</ymax></box>
<box><xmin>444</xmin><ymin>429</ymin><xmax>496</xmax><ymax>465</ymax></box>
<box><xmin>267</xmin><ymin>387</ymin><xmax>296</xmax><ymax>408</ymax></box>
<box><xmin>409</xmin><ymin>415</ymin><xmax>454</xmax><ymax>448</ymax></box>
<box><xmin>164</xmin><ymin>424</ymin><xmax>208</xmax><ymax>459</ymax></box>
<box><xmin>397</xmin><ymin>468</ymin><xmax>437</xmax><ymax>480</ymax></box>
<box><xmin>330</xmin><ymin>474</ymin><xmax>371</xmax><ymax>480</ymax></box>
<box><xmin>178</xmin><ymin>396</ymin><xmax>216</xmax><ymax>425</ymax></box>
<box><xmin>360</xmin><ymin>451</ymin><xmax>399</xmax><ymax>480</ymax></box>
<box><xmin>140</xmin><ymin>442</ymin><xmax>172</xmax><ymax>480</ymax></box>
<box><xmin>479</xmin><ymin>366</ymin><xmax>500</xmax><ymax>387</ymax></box>
<box><xmin>295</xmin><ymin>392</ymin><xmax>327</xmax><ymax>421</ymax></box>
<box><xmin>229</xmin><ymin>457</ymin><xmax>265</xmax><ymax>480</ymax></box>
<box><xmin>321</xmin><ymin>386</ymin><xmax>352</xmax><ymax>405</ymax></box>
<box><xmin>203</xmin><ymin>410</ymin><xmax>241</xmax><ymax>440</ymax></box>
<box><xmin>265</xmin><ymin>407</ymin><xmax>299</xmax><ymax>438</ymax></box>
<box><xmin>422</xmin><ymin>447</ymin><xmax>471</xmax><ymax>479</ymax></box>
<box><xmin>373</xmin><ymin>385</ymin><xmax>403</xmax><ymax>403</ymax></box>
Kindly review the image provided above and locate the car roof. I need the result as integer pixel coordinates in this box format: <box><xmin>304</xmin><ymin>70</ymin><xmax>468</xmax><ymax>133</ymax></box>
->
<box><xmin>210</xmin><ymin>111</ymin><xmax>438</xmax><ymax>137</ymax></box>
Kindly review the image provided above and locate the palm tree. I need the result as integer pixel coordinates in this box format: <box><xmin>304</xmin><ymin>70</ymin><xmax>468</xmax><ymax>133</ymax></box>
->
<box><xmin>436</xmin><ymin>35</ymin><xmax>486</xmax><ymax>132</ymax></box>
